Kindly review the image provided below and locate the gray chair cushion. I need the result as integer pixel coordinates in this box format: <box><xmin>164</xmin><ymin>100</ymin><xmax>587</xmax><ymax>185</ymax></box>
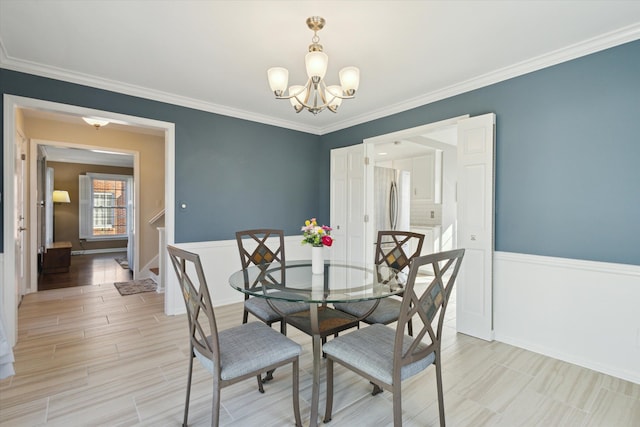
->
<box><xmin>245</xmin><ymin>292</ymin><xmax>309</xmax><ymax>322</ymax></box>
<box><xmin>194</xmin><ymin>321</ymin><xmax>301</xmax><ymax>380</ymax></box>
<box><xmin>333</xmin><ymin>298</ymin><xmax>402</xmax><ymax>324</ymax></box>
<box><xmin>322</xmin><ymin>323</ymin><xmax>434</xmax><ymax>385</ymax></box>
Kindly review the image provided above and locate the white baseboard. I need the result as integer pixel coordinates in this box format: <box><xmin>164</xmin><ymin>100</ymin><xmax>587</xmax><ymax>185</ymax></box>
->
<box><xmin>494</xmin><ymin>251</ymin><xmax>640</xmax><ymax>384</ymax></box>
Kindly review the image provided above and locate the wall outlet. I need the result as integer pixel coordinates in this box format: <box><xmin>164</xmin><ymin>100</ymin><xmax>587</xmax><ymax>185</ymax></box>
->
<box><xmin>430</xmin><ymin>210</ymin><xmax>435</xmax><ymax>219</ymax></box>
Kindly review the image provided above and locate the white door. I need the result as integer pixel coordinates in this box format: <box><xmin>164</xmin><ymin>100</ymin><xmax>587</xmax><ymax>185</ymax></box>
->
<box><xmin>330</xmin><ymin>145</ymin><xmax>365</xmax><ymax>267</ymax></box>
<box><xmin>126</xmin><ymin>176</ymin><xmax>135</xmax><ymax>272</ymax></box>
<box><xmin>15</xmin><ymin>132</ymin><xmax>27</xmax><ymax>307</ymax></box>
<box><xmin>456</xmin><ymin>113</ymin><xmax>496</xmax><ymax>341</ymax></box>
<box><xmin>45</xmin><ymin>167</ymin><xmax>54</xmax><ymax>247</ymax></box>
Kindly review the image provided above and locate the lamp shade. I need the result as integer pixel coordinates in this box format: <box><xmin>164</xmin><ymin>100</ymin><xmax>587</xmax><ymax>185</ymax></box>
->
<box><xmin>267</xmin><ymin>67</ymin><xmax>289</xmax><ymax>95</ymax></box>
<box><xmin>305</xmin><ymin>51</ymin><xmax>328</xmax><ymax>80</ymax></box>
<box><xmin>339</xmin><ymin>66</ymin><xmax>360</xmax><ymax>94</ymax></box>
<box><xmin>52</xmin><ymin>190</ymin><xmax>70</xmax><ymax>204</ymax></box>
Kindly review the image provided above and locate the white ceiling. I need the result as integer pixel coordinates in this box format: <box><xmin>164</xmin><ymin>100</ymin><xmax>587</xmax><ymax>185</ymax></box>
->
<box><xmin>1</xmin><ymin>1</ymin><xmax>639</xmax><ymax>135</ymax></box>
<box><xmin>21</xmin><ymin>109</ymin><xmax>150</xmax><ymax>168</ymax></box>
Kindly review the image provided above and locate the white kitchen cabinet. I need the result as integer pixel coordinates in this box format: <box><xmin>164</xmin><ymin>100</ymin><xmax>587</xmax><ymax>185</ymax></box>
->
<box><xmin>394</xmin><ymin>152</ymin><xmax>441</xmax><ymax>204</ymax></box>
<box><xmin>410</xmin><ymin>226</ymin><xmax>435</xmax><ymax>256</ymax></box>
<box><xmin>411</xmin><ymin>150</ymin><xmax>442</xmax><ymax>203</ymax></box>
<box><xmin>412</xmin><ymin>153</ymin><xmax>435</xmax><ymax>202</ymax></box>
<box><xmin>393</xmin><ymin>152</ymin><xmax>443</xmax><ymax>226</ymax></box>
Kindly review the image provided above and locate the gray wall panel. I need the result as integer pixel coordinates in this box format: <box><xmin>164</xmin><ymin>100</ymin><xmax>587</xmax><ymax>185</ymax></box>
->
<box><xmin>319</xmin><ymin>40</ymin><xmax>640</xmax><ymax>266</ymax></box>
<box><xmin>0</xmin><ymin>70</ymin><xmax>320</xmax><ymax>246</ymax></box>
<box><xmin>2</xmin><ymin>39</ymin><xmax>638</xmax><ymax>265</ymax></box>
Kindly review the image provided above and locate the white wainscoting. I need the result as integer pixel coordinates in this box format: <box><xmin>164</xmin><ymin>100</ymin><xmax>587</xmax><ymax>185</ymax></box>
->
<box><xmin>164</xmin><ymin>236</ymin><xmax>312</xmax><ymax>316</ymax></box>
<box><xmin>494</xmin><ymin>251</ymin><xmax>640</xmax><ymax>384</ymax></box>
<box><xmin>162</xmin><ymin>241</ymin><xmax>640</xmax><ymax>384</ymax></box>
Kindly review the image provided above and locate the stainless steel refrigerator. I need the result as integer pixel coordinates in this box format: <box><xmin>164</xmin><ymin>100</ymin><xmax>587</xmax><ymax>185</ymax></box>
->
<box><xmin>374</xmin><ymin>166</ymin><xmax>411</xmax><ymax>244</ymax></box>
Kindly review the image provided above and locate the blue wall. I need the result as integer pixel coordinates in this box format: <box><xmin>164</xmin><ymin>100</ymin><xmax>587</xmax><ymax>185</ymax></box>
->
<box><xmin>2</xmin><ymin>39</ymin><xmax>639</xmax><ymax>265</ymax></box>
<box><xmin>0</xmin><ymin>70</ymin><xmax>321</xmax><ymax>247</ymax></box>
<box><xmin>319</xmin><ymin>40</ymin><xmax>640</xmax><ymax>266</ymax></box>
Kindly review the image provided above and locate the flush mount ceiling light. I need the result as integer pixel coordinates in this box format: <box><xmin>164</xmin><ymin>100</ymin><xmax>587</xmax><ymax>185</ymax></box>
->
<box><xmin>82</xmin><ymin>117</ymin><xmax>110</xmax><ymax>129</ymax></box>
<box><xmin>267</xmin><ymin>16</ymin><xmax>360</xmax><ymax>115</ymax></box>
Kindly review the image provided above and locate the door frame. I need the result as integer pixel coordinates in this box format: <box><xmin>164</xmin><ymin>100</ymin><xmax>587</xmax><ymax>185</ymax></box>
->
<box><xmin>361</xmin><ymin>113</ymin><xmax>496</xmax><ymax>341</ymax></box>
<box><xmin>2</xmin><ymin>94</ymin><xmax>176</xmax><ymax>346</ymax></box>
<box><xmin>28</xmin><ymin>138</ymin><xmax>140</xmax><ymax>289</ymax></box>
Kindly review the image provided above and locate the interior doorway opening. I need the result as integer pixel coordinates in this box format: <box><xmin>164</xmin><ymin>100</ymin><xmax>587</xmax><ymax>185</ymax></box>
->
<box><xmin>32</xmin><ymin>139</ymin><xmax>137</xmax><ymax>291</ymax></box>
<box><xmin>2</xmin><ymin>94</ymin><xmax>176</xmax><ymax>347</ymax></box>
<box><xmin>362</xmin><ymin>116</ymin><xmax>467</xmax><ymax>265</ymax></box>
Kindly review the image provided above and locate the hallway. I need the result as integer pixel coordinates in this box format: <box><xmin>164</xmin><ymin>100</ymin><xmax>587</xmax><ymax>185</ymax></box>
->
<box><xmin>38</xmin><ymin>252</ymin><xmax>132</xmax><ymax>291</ymax></box>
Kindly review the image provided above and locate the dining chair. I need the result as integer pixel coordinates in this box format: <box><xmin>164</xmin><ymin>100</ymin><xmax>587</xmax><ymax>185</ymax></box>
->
<box><xmin>236</xmin><ymin>229</ymin><xmax>308</xmax><ymax>386</ymax></box>
<box><xmin>333</xmin><ymin>230</ymin><xmax>424</xmax><ymax>337</ymax></box>
<box><xmin>236</xmin><ymin>229</ymin><xmax>309</xmax><ymax>336</ymax></box>
<box><xmin>167</xmin><ymin>245</ymin><xmax>303</xmax><ymax>427</ymax></box>
<box><xmin>323</xmin><ymin>249</ymin><xmax>465</xmax><ymax>427</ymax></box>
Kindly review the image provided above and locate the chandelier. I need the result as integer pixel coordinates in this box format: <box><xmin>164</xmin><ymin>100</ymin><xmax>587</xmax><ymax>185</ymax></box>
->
<box><xmin>267</xmin><ymin>16</ymin><xmax>360</xmax><ymax>115</ymax></box>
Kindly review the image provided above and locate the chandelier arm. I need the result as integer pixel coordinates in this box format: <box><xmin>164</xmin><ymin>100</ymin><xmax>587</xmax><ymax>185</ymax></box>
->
<box><xmin>274</xmin><ymin>78</ymin><xmax>311</xmax><ymax>100</ymax></box>
<box><xmin>272</xmin><ymin>76</ymin><xmax>355</xmax><ymax>114</ymax></box>
<box><xmin>318</xmin><ymin>80</ymin><xmax>355</xmax><ymax>101</ymax></box>
<box><xmin>275</xmin><ymin>92</ymin><xmax>355</xmax><ymax>101</ymax></box>
<box><xmin>276</xmin><ymin>93</ymin><xmax>354</xmax><ymax>112</ymax></box>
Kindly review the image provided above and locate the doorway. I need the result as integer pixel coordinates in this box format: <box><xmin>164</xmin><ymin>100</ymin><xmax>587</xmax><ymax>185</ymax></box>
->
<box><xmin>368</xmin><ymin>128</ymin><xmax>459</xmax><ymax>258</ymax></box>
<box><xmin>362</xmin><ymin>116</ymin><xmax>466</xmax><ymax>264</ymax></box>
<box><xmin>331</xmin><ymin>113</ymin><xmax>496</xmax><ymax>341</ymax></box>
<box><xmin>34</xmin><ymin>140</ymin><xmax>136</xmax><ymax>291</ymax></box>
<box><xmin>2</xmin><ymin>94</ymin><xmax>176</xmax><ymax>347</ymax></box>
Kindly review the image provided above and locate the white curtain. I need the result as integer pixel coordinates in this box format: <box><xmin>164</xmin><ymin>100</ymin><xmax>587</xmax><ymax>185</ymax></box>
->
<box><xmin>126</xmin><ymin>176</ymin><xmax>135</xmax><ymax>271</ymax></box>
<box><xmin>78</xmin><ymin>175</ymin><xmax>91</xmax><ymax>239</ymax></box>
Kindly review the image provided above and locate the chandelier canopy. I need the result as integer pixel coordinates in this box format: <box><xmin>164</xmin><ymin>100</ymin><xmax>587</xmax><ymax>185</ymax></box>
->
<box><xmin>267</xmin><ymin>16</ymin><xmax>360</xmax><ymax>115</ymax></box>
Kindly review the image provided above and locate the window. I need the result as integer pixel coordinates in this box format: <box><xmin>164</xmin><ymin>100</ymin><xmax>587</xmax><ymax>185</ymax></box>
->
<box><xmin>79</xmin><ymin>173</ymin><xmax>133</xmax><ymax>240</ymax></box>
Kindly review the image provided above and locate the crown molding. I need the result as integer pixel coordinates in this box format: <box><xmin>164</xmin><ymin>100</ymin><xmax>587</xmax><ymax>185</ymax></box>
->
<box><xmin>0</xmin><ymin>39</ymin><xmax>323</xmax><ymax>135</ymax></box>
<box><xmin>2</xmin><ymin>23</ymin><xmax>639</xmax><ymax>136</ymax></box>
<box><xmin>318</xmin><ymin>23</ymin><xmax>640</xmax><ymax>135</ymax></box>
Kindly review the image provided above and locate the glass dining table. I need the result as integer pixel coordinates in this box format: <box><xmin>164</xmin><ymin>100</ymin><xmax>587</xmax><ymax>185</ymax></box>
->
<box><xmin>229</xmin><ymin>259</ymin><xmax>406</xmax><ymax>427</ymax></box>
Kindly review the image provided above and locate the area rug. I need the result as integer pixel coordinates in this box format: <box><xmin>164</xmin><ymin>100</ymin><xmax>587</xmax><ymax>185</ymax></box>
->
<box><xmin>114</xmin><ymin>257</ymin><xmax>129</xmax><ymax>269</ymax></box>
<box><xmin>114</xmin><ymin>278</ymin><xmax>157</xmax><ymax>296</ymax></box>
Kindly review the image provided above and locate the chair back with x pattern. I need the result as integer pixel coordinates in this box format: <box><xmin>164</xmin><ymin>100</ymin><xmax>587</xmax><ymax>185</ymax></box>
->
<box><xmin>167</xmin><ymin>245</ymin><xmax>221</xmax><ymax>372</ymax></box>
<box><xmin>236</xmin><ymin>229</ymin><xmax>286</xmax><ymax>291</ymax></box>
<box><xmin>375</xmin><ymin>230</ymin><xmax>425</xmax><ymax>283</ymax></box>
<box><xmin>393</xmin><ymin>249</ymin><xmax>465</xmax><ymax>374</ymax></box>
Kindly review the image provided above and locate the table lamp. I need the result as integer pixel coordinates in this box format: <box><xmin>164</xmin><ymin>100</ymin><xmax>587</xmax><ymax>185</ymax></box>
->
<box><xmin>52</xmin><ymin>190</ymin><xmax>70</xmax><ymax>204</ymax></box>
<box><xmin>52</xmin><ymin>190</ymin><xmax>70</xmax><ymax>241</ymax></box>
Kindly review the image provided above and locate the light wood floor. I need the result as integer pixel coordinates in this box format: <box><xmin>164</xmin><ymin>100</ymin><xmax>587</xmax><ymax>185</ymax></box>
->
<box><xmin>1</xmin><ymin>283</ymin><xmax>639</xmax><ymax>426</ymax></box>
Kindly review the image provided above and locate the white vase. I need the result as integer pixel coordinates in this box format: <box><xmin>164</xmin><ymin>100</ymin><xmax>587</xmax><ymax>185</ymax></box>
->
<box><xmin>311</xmin><ymin>246</ymin><xmax>324</xmax><ymax>274</ymax></box>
